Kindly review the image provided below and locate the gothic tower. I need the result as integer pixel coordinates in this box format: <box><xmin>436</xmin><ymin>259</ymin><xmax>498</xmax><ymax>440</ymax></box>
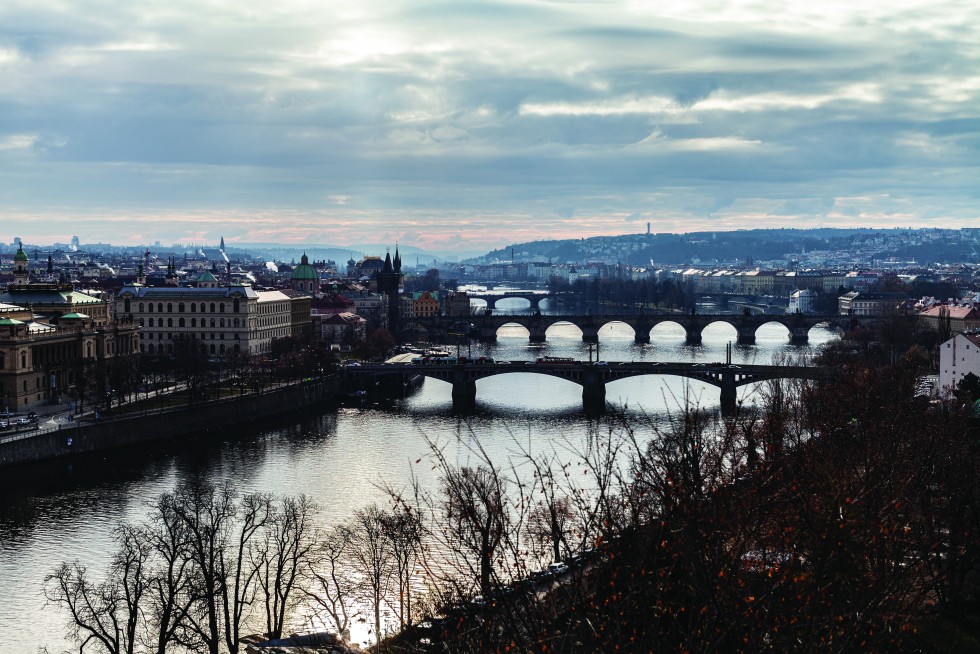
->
<box><xmin>376</xmin><ymin>247</ymin><xmax>403</xmax><ymax>338</ymax></box>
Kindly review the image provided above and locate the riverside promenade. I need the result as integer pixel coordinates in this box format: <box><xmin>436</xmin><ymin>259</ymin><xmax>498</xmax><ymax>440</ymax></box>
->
<box><xmin>0</xmin><ymin>376</ymin><xmax>339</xmax><ymax>468</ymax></box>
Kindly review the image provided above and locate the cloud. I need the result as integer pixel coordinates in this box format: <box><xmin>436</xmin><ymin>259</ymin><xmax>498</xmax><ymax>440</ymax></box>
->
<box><xmin>0</xmin><ymin>0</ymin><xmax>976</xmax><ymax>250</ymax></box>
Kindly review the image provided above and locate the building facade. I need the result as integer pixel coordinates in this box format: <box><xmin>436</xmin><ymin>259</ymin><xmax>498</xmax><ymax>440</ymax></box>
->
<box><xmin>115</xmin><ymin>283</ymin><xmax>308</xmax><ymax>357</ymax></box>
<box><xmin>939</xmin><ymin>332</ymin><xmax>980</xmax><ymax>396</ymax></box>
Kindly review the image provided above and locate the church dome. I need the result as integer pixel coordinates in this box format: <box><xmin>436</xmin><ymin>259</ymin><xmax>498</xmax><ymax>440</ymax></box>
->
<box><xmin>13</xmin><ymin>245</ymin><xmax>28</xmax><ymax>262</ymax></box>
<box><xmin>290</xmin><ymin>253</ymin><xmax>318</xmax><ymax>281</ymax></box>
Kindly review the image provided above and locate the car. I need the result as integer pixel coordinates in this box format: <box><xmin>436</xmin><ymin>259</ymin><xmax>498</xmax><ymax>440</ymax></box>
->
<box><xmin>524</xmin><ymin>361</ymin><xmax>536</xmax><ymax>365</ymax></box>
<box><xmin>495</xmin><ymin>361</ymin><xmax>511</xmax><ymax>365</ymax></box>
<box><xmin>547</xmin><ymin>561</ymin><xmax>570</xmax><ymax>576</ymax></box>
<box><xmin>345</xmin><ymin>361</ymin><xmax>361</xmax><ymax>367</ymax></box>
<box><xmin>0</xmin><ymin>421</ymin><xmax>9</xmax><ymax>429</ymax></box>
<box><xmin>594</xmin><ymin>361</ymin><xmax>608</xmax><ymax>366</ymax></box>
<box><xmin>15</xmin><ymin>417</ymin><xmax>31</xmax><ymax>426</ymax></box>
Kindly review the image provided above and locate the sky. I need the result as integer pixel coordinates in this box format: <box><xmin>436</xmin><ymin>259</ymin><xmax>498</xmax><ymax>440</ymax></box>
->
<box><xmin>1</xmin><ymin>0</ymin><xmax>978</xmax><ymax>254</ymax></box>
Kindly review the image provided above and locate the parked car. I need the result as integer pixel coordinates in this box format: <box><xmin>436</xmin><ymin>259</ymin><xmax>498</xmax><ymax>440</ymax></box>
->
<box><xmin>547</xmin><ymin>561</ymin><xmax>570</xmax><ymax>576</ymax></box>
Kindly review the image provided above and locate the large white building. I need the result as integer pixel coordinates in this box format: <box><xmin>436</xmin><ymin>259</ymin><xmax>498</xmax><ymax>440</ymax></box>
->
<box><xmin>939</xmin><ymin>332</ymin><xmax>980</xmax><ymax>396</ymax></box>
<box><xmin>115</xmin><ymin>283</ymin><xmax>307</xmax><ymax>357</ymax></box>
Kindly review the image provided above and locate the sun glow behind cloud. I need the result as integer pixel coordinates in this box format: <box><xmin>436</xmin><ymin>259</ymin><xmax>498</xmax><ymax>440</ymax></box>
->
<box><xmin>0</xmin><ymin>0</ymin><xmax>977</xmax><ymax>251</ymax></box>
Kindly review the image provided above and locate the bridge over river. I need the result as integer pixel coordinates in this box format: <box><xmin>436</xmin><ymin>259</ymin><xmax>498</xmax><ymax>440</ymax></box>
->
<box><xmin>345</xmin><ymin>360</ymin><xmax>833</xmax><ymax>415</ymax></box>
<box><xmin>408</xmin><ymin>312</ymin><xmax>854</xmax><ymax>346</ymax></box>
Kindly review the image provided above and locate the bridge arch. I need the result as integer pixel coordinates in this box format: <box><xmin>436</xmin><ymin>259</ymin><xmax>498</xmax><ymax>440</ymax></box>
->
<box><xmin>648</xmin><ymin>320</ymin><xmax>687</xmax><ymax>343</ymax></box>
<box><xmin>595</xmin><ymin>320</ymin><xmax>636</xmax><ymax>342</ymax></box>
<box><xmin>698</xmin><ymin>320</ymin><xmax>739</xmax><ymax>343</ymax></box>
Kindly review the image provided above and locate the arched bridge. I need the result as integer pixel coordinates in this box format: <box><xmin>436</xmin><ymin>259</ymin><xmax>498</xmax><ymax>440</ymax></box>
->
<box><xmin>344</xmin><ymin>360</ymin><xmax>833</xmax><ymax>415</ymax></box>
<box><xmin>464</xmin><ymin>290</ymin><xmax>558</xmax><ymax>310</ymax></box>
<box><xmin>410</xmin><ymin>313</ymin><xmax>853</xmax><ymax>345</ymax></box>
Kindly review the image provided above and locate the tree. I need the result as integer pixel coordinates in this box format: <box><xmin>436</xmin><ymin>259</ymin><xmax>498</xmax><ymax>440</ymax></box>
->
<box><xmin>255</xmin><ymin>495</ymin><xmax>320</xmax><ymax>640</ymax></box>
<box><xmin>345</xmin><ymin>504</ymin><xmax>394</xmax><ymax>644</ymax></box>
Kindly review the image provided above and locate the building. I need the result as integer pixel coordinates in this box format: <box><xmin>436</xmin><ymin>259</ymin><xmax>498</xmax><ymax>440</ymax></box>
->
<box><xmin>916</xmin><ymin>304</ymin><xmax>980</xmax><ymax>336</ymax></box>
<box><xmin>787</xmin><ymin>289</ymin><xmax>818</xmax><ymax>314</ymax></box>
<box><xmin>412</xmin><ymin>291</ymin><xmax>440</xmax><ymax>318</ymax></box>
<box><xmin>444</xmin><ymin>291</ymin><xmax>473</xmax><ymax>317</ymax></box>
<box><xmin>939</xmin><ymin>332</ymin><xmax>980</xmax><ymax>396</ymax></box>
<box><xmin>0</xmin><ymin>301</ymin><xmax>139</xmax><ymax>411</ymax></box>
<box><xmin>838</xmin><ymin>292</ymin><xmax>905</xmax><ymax>317</ymax></box>
<box><xmin>317</xmin><ymin>312</ymin><xmax>367</xmax><ymax>347</ymax></box>
<box><xmin>290</xmin><ymin>253</ymin><xmax>319</xmax><ymax>294</ymax></box>
<box><xmin>114</xmin><ymin>282</ymin><xmax>308</xmax><ymax>357</ymax></box>
<box><xmin>375</xmin><ymin>249</ymin><xmax>403</xmax><ymax>336</ymax></box>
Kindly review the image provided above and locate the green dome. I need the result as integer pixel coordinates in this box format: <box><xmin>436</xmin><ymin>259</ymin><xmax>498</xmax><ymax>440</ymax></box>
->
<box><xmin>13</xmin><ymin>245</ymin><xmax>28</xmax><ymax>262</ymax></box>
<box><xmin>290</xmin><ymin>253</ymin><xmax>318</xmax><ymax>281</ymax></box>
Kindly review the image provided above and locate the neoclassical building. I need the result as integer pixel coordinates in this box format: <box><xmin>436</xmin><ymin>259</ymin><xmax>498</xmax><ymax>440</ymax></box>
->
<box><xmin>0</xmin><ymin>246</ymin><xmax>139</xmax><ymax>410</ymax></box>
<box><xmin>115</xmin><ymin>282</ymin><xmax>311</xmax><ymax>357</ymax></box>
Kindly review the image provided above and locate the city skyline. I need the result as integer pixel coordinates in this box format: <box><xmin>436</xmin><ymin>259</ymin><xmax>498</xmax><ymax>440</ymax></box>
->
<box><xmin>1</xmin><ymin>0</ymin><xmax>978</xmax><ymax>252</ymax></box>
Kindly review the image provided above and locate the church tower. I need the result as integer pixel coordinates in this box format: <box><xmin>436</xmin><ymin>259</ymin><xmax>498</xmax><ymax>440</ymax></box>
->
<box><xmin>12</xmin><ymin>244</ymin><xmax>29</xmax><ymax>286</ymax></box>
<box><xmin>375</xmin><ymin>247</ymin><xmax>403</xmax><ymax>338</ymax></box>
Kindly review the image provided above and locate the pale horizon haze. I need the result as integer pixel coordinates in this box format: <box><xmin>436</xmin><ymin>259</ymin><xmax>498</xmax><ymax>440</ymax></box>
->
<box><xmin>1</xmin><ymin>0</ymin><xmax>978</xmax><ymax>253</ymax></box>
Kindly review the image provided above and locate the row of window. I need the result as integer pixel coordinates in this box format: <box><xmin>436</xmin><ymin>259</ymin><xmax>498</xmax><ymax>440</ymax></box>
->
<box><xmin>142</xmin><ymin>343</ymin><xmax>241</xmax><ymax>355</ymax></box>
<box><xmin>141</xmin><ymin>317</ymin><xmax>244</xmax><ymax>328</ymax></box>
<box><xmin>123</xmin><ymin>299</ymin><xmax>242</xmax><ymax>314</ymax></box>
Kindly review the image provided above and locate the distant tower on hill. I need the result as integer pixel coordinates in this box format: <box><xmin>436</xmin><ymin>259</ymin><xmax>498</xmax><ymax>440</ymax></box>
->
<box><xmin>219</xmin><ymin>236</ymin><xmax>225</xmax><ymax>251</ymax></box>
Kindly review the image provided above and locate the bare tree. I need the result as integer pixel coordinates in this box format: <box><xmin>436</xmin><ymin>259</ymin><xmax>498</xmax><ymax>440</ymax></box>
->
<box><xmin>44</xmin><ymin>526</ymin><xmax>151</xmax><ymax>654</ymax></box>
<box><xmin>254</xmin><ymin>495</ymin><xmax>320</xmax><ymax>639</ymax></box>
<box><xmin>344</xmin><ymin>504</ymin><xmax>394</xmax><ymax>645</ymax></box>
<box><xmin>304</xmin><ymin>525</ymin><xmax>357</xmax><ymax>640</ymax></box>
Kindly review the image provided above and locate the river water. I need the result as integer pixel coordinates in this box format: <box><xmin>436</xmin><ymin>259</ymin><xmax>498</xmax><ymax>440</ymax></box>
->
<box><xmin>0</xmin><ymin>310</ymin><xmax>836</xmax><ymax>652</ymax></box>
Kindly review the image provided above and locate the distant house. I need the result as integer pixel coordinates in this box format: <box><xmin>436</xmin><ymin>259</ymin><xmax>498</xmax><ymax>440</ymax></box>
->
<box><xmin>837</xmin><ymin>292</ymin><xmax>906</xmax><ymax>317</ymax></box>
<box><xmin>787</xmin><ymin>288</ymin><xmax>817</xmax><ymax>314</ymax></box>
<box><xmin>916</xmin><ymin>304</ymin><xmax>980</xmax><ymax>336</ymax></box>
<box><xmin>318</xmin><ymin>312</ymin><xmax>367</xmax><ymax>346</ymax></box>
<box><xmin>939</xmin><ymin>332</ymin><xmax>980</xmax><ymax>396</ymax></box>
<box><xmin>412</xmin><ymin>291</ymin><xmax>440</xmax><ymax>318</ymax></box>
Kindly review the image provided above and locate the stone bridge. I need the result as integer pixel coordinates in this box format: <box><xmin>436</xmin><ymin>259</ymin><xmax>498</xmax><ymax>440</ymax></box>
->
<box><xmin>408</xmin><ymin>312</ymin><xmax>852</xmax><ymax>345</ymax></box>
<box><xmin>463</xmin><ymin>291</ymin><xmax>559</xmax><ymax>309</ymax></box>
<box><xmin>345</xmin><ymin>360</ymin><xmax>832</xmax><ymax>414</ymax></box>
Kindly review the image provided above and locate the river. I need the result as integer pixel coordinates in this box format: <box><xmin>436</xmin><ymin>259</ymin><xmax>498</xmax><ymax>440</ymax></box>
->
<box><xmin>0</xmin><ymin>315</ymin><xmax>837</xmax><ymax>652</ymax></box>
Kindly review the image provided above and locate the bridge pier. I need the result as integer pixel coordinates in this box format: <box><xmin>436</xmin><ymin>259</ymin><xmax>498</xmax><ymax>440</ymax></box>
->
<box><xmin>736</xmin><ymin>327</ymin><xmax>756</xmax><ymax>345</ymax></box>
<box><xmin>634</xmin><ymin>330</ymin><xmax>651</xmax><ymax>344</ymax></box>
<box><xmin>720</xmin><ymin>372</ymin><xmax>738</xmax><ymax>416</ymax></box>
<box><xmin>685</xmin><ymin>324</ymin><xmax>703</xmax><ymax>346</ymax></box>
<box><xmin>477</xmin><ymin>325</ymin><xmax>498</xmax><ymax>343</ymax></box>
<box><xmin>582</xmin><ymin>379</ymin><xmax>606</xmax><ymax>415</ymax></box>
<box><xmin>451</xmin><ymin>379</ymin><xmax>477</xmax><ymax>412</ymax></box>
<box><xmin>789</xmin><ymin>327</ymin><xmax>809</xmax><ymax>344</ymax></box>
<box><xmin>580</xmin><ymin>326</ymin><xmax>599</xmax><ymax>343</ymax></box>
<box><xmin>528</xmin><ymin>326</ymin><xmax>547</xmax><ymax>343</ymax></box>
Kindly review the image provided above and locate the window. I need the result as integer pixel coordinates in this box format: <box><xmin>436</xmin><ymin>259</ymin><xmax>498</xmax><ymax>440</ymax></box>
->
<box><xmin>140</xmin><ymin>318</ymin><xmax>145</xmax><ymax>327</ymax></box>
<box><xmin>191</xmin><ymin>303</ymin><xmax>196</xmax><ymax>312</ymax></box>
<box><xmin>210</xmin><ymin>303</ymin><xmax>216</xmax><ymax>313</ymax></box>
<box><xmin>219</xmin><ymin>318</ymin><xmax>225</xmax><ymax>328</ymax></box>
<box><xmin>167</xmin><ymin>303</ymin><xmax>173</xmax><ymax>313</ymax></box>
<box><xmin>178</xmin><ymin>318</ymin><xmax>185</xmax><ymax>327</ymax></box>
<box><xmin>139</xmin><ymin>303</ymin><xmax>144</xmax><ymax>312</ymax></box>
<box><xmin>179</xmin><ymin>303</ymin><xmax>185</xmax><ymax>313</ymax></box>
<box><xmin>124</xmin><ymin>298</ymin><xmax>131</xmax><ymax>313</ymax></box>
<box><xmin>220</xmin><ymin>303</ymin><xmax>225</xmax><ymax>313</ymax></box>
<box><xmin>158</xmin><ymin>303</ymin><xmax>163</xmax><ymax>313</ymax></box>
<box><xmin>210</xmin><ymin>318</ymin><xmax>216</xmax><ymax>327</ymax></box>
<box><xmin>21</xmin><ymin>352</ymin><xmax>26</xmax><ymax>368</ymax></box>
<box><xmin>168</xmin><ymin>318</ymin><xmax>173</xmax><ymax>327</ymax></box>
<box><xmin>191</xmin><ymin>318</ymin><xmax>197</xmax><ymax>327</ymax></box>
<box><xmin>233</xmin><ymin>298</ymin><xmax>240</xmax><ymax>312</ymax></box>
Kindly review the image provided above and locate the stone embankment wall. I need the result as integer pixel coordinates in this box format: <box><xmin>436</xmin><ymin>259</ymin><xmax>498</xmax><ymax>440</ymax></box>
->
<box><xmin>0</xmin><ymin>377</ymin><xmax>339</xmax><ymax>468</ymax></box>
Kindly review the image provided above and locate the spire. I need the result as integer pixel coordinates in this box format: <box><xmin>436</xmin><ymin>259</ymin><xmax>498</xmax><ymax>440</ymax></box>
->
<box><xmin>383</xmin><ymin>252</ymin><xmax>393</xmax><ymax>273</ymax></box>
<box><xmin>47</xmin><ymin>254</ymin><xmax>53</xmax><ymax>274</ymax></box>
<box><xmin>219</xmin><ymin>236</ymin><xmax>225</xmax><ymax>251</ymax></box>
<box><xmin>394</xmin><ymin>244</ymin><xmax>401</xmax><ymax>273</ymax></box>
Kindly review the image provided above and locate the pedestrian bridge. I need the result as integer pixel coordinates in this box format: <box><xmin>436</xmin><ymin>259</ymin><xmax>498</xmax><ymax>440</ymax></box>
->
<box><xmin>407</xmin><ymin>312</ymin><xmax>852</xmax><ymax>346</ymax></box>
<box><xmin>344</xmin><ymin>360</ymin><xmax>832</xmax><ymax>414</ymax></box>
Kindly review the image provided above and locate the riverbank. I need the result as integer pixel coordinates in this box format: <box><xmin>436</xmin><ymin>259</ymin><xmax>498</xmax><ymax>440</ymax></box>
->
<box><xmin>0</xmin><ymin>376</ymin><xmax>340</xmax><ymax>468</ymax></box>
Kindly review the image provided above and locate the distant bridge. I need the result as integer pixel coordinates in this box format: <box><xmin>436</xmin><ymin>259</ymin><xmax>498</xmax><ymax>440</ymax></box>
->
<box><xmin>463</xmin><ymin>290</ymin><xmax>560</xmax><ymax>309</ymax></box>
<box><xmin>407</xmin><ymin>312</ymin><xmax>854</xmax><ymax>346</ymax></box>
<box><xmin>344</xmin><ymin>360</ymin><xmax>833</xmax><ymax>414</ymax></box>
